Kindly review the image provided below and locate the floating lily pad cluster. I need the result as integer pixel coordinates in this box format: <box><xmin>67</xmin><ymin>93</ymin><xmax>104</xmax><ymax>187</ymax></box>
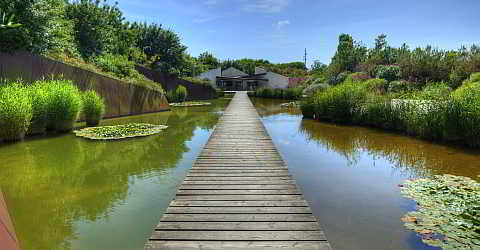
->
<box><xmin>170</xmin><ymin>101</ymin><xmax>211</xmax><ymax>107</ymax></box>
<box><xmin>401</xmin><ymin>174</ymin><xmax>480</xmax><ymax>248</ymax></box>
<box><xmin>74</xmin><ymin>123</ymin><xmax>168</xmax><ymax>140</ymax></box>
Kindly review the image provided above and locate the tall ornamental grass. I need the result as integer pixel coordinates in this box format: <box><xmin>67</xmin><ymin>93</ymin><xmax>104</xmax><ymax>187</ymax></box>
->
<box><xmin>44</xmin><ymin>80</ymin><xmax>82</xmax><ymax>132</ymax></box>
<box><xmin>0</xmin><ymin>83</ymin><xmax>33</xmax><ymax>141</ymax></box>
<box><xmin>82</xmin><ymin>90</ymin><xmax>106</xmax><ymax>126</ymax></box>
<box><xmin>28</xmin><ymin>83</ymin><xmax>49</xmax><ymax>135</ymax></box>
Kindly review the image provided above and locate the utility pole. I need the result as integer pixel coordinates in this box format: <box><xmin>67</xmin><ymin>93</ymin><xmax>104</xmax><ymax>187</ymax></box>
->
<box><xmin>304</xmin><ymin>48</ymin><xmax>307</xmax><ymax>69</ymax></box>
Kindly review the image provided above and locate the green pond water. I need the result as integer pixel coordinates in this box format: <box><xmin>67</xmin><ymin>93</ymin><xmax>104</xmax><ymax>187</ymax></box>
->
<box><xmin>251</xmin><ymin>98</ymin><xmax>480</xmax><ymax>250</ymax></box>
<box><xmin>2</xmin><ymin>96</ymin><xmax>480</xmax><ymax>250</ymax></box>
<box><xmin>0</xmin><ymin>98</ymin><xmax>230</xmax><ymax>250</ymax></box>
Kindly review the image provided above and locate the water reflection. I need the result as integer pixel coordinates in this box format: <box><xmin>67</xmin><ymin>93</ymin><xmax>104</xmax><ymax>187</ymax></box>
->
<box><xmin>0</xmin><ymin>99</ymin><xmax>228</xmax><ymax>250</ymax></box>
<box><xmin>251</xmin><ymin>97</ymin><xmax>480</xmax><ymax>250</ymax></box>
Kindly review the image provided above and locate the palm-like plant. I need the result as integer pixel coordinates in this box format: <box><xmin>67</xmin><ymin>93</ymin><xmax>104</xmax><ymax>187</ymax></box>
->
<box><xmin>0</xmin><ymin>9</ymin><xmax>22</xmax><ymax>29</ymax></box>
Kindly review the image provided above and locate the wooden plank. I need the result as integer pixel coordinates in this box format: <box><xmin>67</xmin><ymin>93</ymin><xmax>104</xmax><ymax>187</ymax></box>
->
<box><xmin>145</xmin><ymin>241</ymin><xmax>332</xmax><ymax>250</ymax></box>
<box><xmin>155</xmin><ymin>222</ymin><xmax>320</xmax><ymax>231</ymax></box>
<box><xmin>174</xmin><ymin>195</ymin><xmax>304</xmax><ymax>201</ymax></box>
<box><xmin>169</xmin><ymin>200</ymin><xmax>308</xmax><ymax>207</ymax></box>
<box><xmin>166</xmin><ymin>207</ymin><xmax>312</xmax><ymax>214</ymax></box>
<box><xmin>149</xmin><ymin>231</ymin><xmax>326</xmax><ymax>241</ymax></box>
<box><xmin>186</xmin><ymin>173</ymin><xmax>290</xmax><ymax>177</ymax></box>
<box><xmin>177</xmin><ymin>190</ymin><xmax>301</xmax><ymax>195</ymax></box>
<box><xmin>180</xmin><ymin>185</ymin><xmax>297</xmax><ymax>190</ymax></box>
<box><xmin>183</xmin><ymin>177</ymin><xmax>293</xmax><ymax>181</ymax></box>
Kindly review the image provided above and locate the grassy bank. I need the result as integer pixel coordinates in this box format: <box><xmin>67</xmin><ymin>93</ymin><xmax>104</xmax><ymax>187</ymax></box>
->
<box><xmin>248</xmin><ymin>87</ymin><xmax>303</xmax><ymax>100</ymax></box>
<box><xmin>301</xmin><ymin>72</ymin><xmax>480</xmax><ymax>148</ymax></box>
<box><xmin>0</xmin><ymin>79</ymin><xmax>105</xmax><ymax>142</ymax></box>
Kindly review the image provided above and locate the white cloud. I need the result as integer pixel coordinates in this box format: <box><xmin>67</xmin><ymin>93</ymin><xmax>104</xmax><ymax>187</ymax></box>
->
<box><xmin>242</xmin><ymin>0</ymin><xmax>289</xmax><ymax>13</ymax></box>
<box><xmin>276</xmin><ymin>20</ymin><xmax>290</xmax><ymax>30</ymax></box>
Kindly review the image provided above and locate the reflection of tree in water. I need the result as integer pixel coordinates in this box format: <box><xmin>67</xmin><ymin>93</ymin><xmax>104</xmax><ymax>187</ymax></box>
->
<box><xmin>299</xmin><ymin>119</ymin><xmax>480</xmax><ymax>180</ymax></box>
<box><xmin>0</xmin><ymin>101</ymin><xmax>224</xmax><ymax>250</ymax></box>
<box><xmin>250</xmin><ymin>98</ymin><xmax>301</xmax><ymax>117</ymax></box>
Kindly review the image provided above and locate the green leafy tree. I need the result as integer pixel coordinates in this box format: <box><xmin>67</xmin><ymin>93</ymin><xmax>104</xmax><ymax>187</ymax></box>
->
<box><xmin>198</xmin><ymin>51</ymin><xmax>220</xmax><ymax>70</ymax></box>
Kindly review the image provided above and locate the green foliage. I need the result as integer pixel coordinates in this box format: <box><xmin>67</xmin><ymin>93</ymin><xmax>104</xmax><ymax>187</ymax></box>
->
<box><xmin>94</xmin><ymin>54</ymin><xmax>137</xmax><ymax>79</ymax></box>
<box><xmin>401</xmin><ymin>175</ymin><xmax>480</xmax><ymax>249</ymax></box>
<box><xmin>43</xmin><ymin>80</ymin><xmax>82</xmax><ymax>132</ymax></box>
<box><xmin>388</xmin><ymin>80</ymin><xmax>416</xmax><ymax>93</ymax></box>
<box><xmin>327</xmin><ymin>34</ymin><xmax>367</xmax><ymax>78</ymax></box>
<box><xmin>166</xmin><ymin>85</ymin><xmax>188</xmax><ymax>103</ymax></box>
<box><xmin>416</xmin><ymin>82</ymin><xmax>451</xmax><ymax>100</ymax></box>
<box><xmin>175</xmin><ymin>85</ymin><xmax>187</xmax><ymax>102</ymax></box>
<box><xmin>449</xmin><ymin>81</ymin><xmax>480</xmax><ymax>147</ymax></box>
<box><xmin>0</xmin><ymin>8</ymin><xmax>22</xmax><ymax>29</ymax></box>
<box><xmin>28</xmin><ymin>83</ymin><xmax>49</xmax><ymax>135</ymax></box>
<box><xmin>375</xmin><ymin>65</ymin><xmax>401</xmax><ymax>82</ymax></box>
<box><xmin>82</xmin><ymin>90</ymin><xmax>105</xmax><ymax>126</ymax></box>
<box><xmin>0</xmin><ymin>82</ymin><xmax>32</xmax><ymax>141</ymax></box>
<box><xmin>198</xmin><ymin>51</ymin><xmax>220</xmax><ymax>70</ymax></box>
<box><xmin>252</xmin><ymin>88</ymin><xmax>303</xmax><ymax>100</ymax></box>
<box><xmin>181</xmin><ymin>77</ymin><xmax>210</xmax><ymax>86</ymax></box>
<box><xmin>74</xmin><ymin>123</ymin><xmax>168</xmax><ymax>140</ymax></box>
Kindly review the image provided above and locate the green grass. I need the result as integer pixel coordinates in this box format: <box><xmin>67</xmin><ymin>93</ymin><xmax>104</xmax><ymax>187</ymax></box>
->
<box><xmin>82</xmin><ymin>90</ymin><xmax>106</xmax><ymax>126</ymax></box>
<box><xmin>43</xmin><ymin>79</ymin><xmax>82</xmax><ymax>132</ymax></box>
<box><xmin>0</xmin><ymin>82</ymin><xmax>33</xmax><ymax>141</ymax></box>
<box><xmin>166</xmin><ymin>85</ymin><xmax>188</xmax><ymax>103</ymax></box>
<box><xmin>28</xmin><ymin>83</ymin><xmax>49</xmax><ymax>135</ymax></box>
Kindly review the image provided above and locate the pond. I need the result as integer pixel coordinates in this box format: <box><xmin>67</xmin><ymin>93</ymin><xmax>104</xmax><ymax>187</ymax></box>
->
<box><xmin>250</xmin><ymin>98</ymin><xmax>480</xmax><ymax>250</ymax></box>
<box><xmin>0</xmin><ymin>97</ymin><xmax>230</xmax><ymax>250</ymax></box>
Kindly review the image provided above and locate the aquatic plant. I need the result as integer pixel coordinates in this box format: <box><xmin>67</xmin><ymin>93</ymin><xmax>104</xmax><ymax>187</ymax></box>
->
<box><xmin>401</xmin><ymin>174</ymin><xmax>480</xmax><ymax>249</ymax></box>
<box><xmin>74</xmin><ymin>123</ymin><xmax>168</xmax><ymax>140</ymax></box>
<box><xmin>82</xmin><ymin>90</ymin><xmax>105</xmax><ymax>126</ymax></box>
<box><xmin>28</xmin><ymin>83</ymin><xmax>49</xmax><ymax>135</ymax></box>
<box><xmin>0</xmin><ymin>82</ymin><xmax>32</xmax><ymax>141</ymax></box>
<box><xmin>175</xmin><ymin>85</ymin><xmax>188</xmax><ymax>102</ymax></box>
<box><xmin>44</xmin><ymin>80</ymin><xmax>82</xmax><ymax>132</ymax></box>
<box><xmin>251</xmin><ymin>87</ymin><xmax>303</xmax><ymax>100</ymax></box>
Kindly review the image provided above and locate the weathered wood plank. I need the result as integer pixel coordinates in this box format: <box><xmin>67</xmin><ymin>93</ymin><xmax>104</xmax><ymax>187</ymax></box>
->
<box><xmin>145</xmin><ymin>241</ymin><xmax>332</xmax><ymax>250</ymax></box>
<box><xmin>155</xmin><ymin>222</ymin><xmax>320</xmax><ymax>231</ymax></box>
<box><xmin>177</xmin><ymin>190</ymin><xmax>301</xmax><ymax>195</ymax></box>
<box><xmin>174</xmin><ymin>195</ymin><xmax>304</xmax><ymax>201</ymax></box>
<box><xmin>169</xmin><ymin>200</ymin><xmax>308</xmax><ymax>207</ymax></box>
<box><xmin>166</xmin><ymin>207</ymin><xmax>312</xmax><ymax>214</ymax></box>
<box><xmin>150</xmin><ymin>231</ymin><xmax>326</xmax><ymax>241</ymax></box>
<box><xmin>180</xmin><ymin>185</ymin><xmax>297</xmax><ymax>190</ymax></box>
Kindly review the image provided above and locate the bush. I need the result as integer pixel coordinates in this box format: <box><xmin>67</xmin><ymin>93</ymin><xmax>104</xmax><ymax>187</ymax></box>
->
<box><xmin>375</xmin><ymin>65</ymin><xmax>401</xmax><ymax>82</ymax></box>
<box><xmin>328</xmin><ymin>71</ymin><xmax>351</xmax><ymax>85</ymax></box>
<box><xmin>82</xmin><ymin>90</ymin><xmax>105</xmax><ymax>126</ymax></box>
<box><xmin>302</xmin><ymin>83</ymin><xmax>330</xmax><ymax>96</ymax></box>
<box><xmin>167</xmin><ymin>85</ymin><xmax>188</xmax><ymax>103</ymax></box>
<box><xmin>448</xmin><ymin>82</ymin><xmax>480</xmax><ymax>147</ymax></box>
<box><xmin>388</xmin><ymin>80</ymin><xmax>416</xmax><ymax>93</ymax></box>
<box><xmin>469</xmin><ymin>72</ymin><xmax>480</xmax><ymax>83</ymax></box>
<box><xmin>0</xmin><ymin>83</ymin><xmax>33</xmax><ymax>141</ymax></box>
<box><xmin>175</xmin><ymin>85</ymin><xmax>188</xmax><ymax>102</ymax></box>
<box><xmin>417</xmin><ymin>82</ymin><xmax>451</xmax><ymax>100</ymax></box>
<box><xmin>300</xmin><ymin>96</ymin><xmax>316</xmax><ymax>119</ymax></box>
<box><xmin>346</xmin><ymin>72</ymin><xmax>371</xmax><ymax>83</ymax></box>
<box><xmin>94</xmin><ymin>54</ymin><xmax>137</xmax><ymax>79</ymax></box>
<box><xmin>44</xmin><ymin>80</ymin><xmax>82</xmax><ymax>132</ymax></box>
<box><xmin>28</xmin><ymin>83</ymin><xmax>49</xmax><ymax>135</ymax></box>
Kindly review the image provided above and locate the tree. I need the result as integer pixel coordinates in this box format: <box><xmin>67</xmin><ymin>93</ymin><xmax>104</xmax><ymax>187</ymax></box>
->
<box><xmin>311</xmin><ymin>60</ymin><xmax>327</xmax><ymax>73</ymax></box>
<box><xmin>328</xmin><ymin>33</ymin><xmax>367</xmax><ymax>76</ymax></box>
<box><xmin>198</xmin><ymin>51</ymin><xmax>220</xmax><ymax>70</ymax></box>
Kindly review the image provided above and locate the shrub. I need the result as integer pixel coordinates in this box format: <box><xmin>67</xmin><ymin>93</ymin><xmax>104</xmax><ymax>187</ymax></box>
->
<box><xmin>417</xmin><ymin>82</ymin><xmax>451</xmax><ymax>100</ymax></box>
<box><xmin>300</xmin><ymin>96</ymin><xmax>316</xmax><ymax>119</ymax></box>
<box><xmin>94</xmin><ymin>54</ymin><xmax>137</xmax><ymax>79</ymax></box>
<box><xmin>302</xmin><ymin>83</ymin><xmax>330</xmax><ymax>96</ymax></box>
<box><xmin>0</xmin><ymin>83</ymin><xmax>33</xmax><ymax>141</ymax></box>
<box><xmin>82</xmin><ymin>90</ymin><xmax>105</xmax><ymax>126</ymax></box>
<box><xmin>346</xmin><ymin>72</ymin><xmax>371</xmax><ymax>83</ymax></box>
<box><xmin>469</xmin><ymin>72</ymin><xmax>480</xmax><ymax>83</ymax></box>
<box><xmin>375</xmin><ymin>65</ymin><xmax>401</xmax><ymax>82</ymax></box>
<box><xmin>363</xmin><ymin>78</ymin><xmax>388</xmax><ymax>94</ymax></box>
<box><xmin>28</xmin><ymin>83</ymin><xmax>49</xmax><ymax>135</ymax></box>
<box><xmin>448</xmin><ymin>82</ymin><xmax>480</xmax><ymax>147</ymax></box>
<box><xmin>328</xmin><ymin>71</ymin><xmax>351</xmax><ymax>85</ymax></box>
<box><xmin>175</xmin><ymin>85</ymin><xmax>188</xmax><ymax>102</ymax></box>
<box><xmin>44</xmin><ymin>80</ymin><xmax>82</xmax><ymax>132</ymax></box>
<box><xmin>388</xmin><ymin>80</ymin><xmax>416</xmax><ymax>93</ymax></box>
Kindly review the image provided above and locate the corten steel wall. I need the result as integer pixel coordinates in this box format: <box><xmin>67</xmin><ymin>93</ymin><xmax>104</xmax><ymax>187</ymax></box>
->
<box><xmin>0</xmin><ymin>190</ymin><xmax>20</xmax><ymax>250</ymax></box>
<box><xmin>136</xmin><ymin>66</ymin><xmax>217</xmax><ymax>101</ymax></box>
<box><xmin>0</xmin><ymin>52</ymin><xmax>169</xmax><ymax>118</ymax></box>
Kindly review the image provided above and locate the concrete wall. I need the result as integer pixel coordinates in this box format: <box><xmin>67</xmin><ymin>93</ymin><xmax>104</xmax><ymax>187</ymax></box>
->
<box><xmin>0</xmin><ymin>52</ymin><xmax>169</xmax><ymax>118</ymax></box>
<box><xmin>197</xmin><ymin>68</ymin><xmax>221</xmax><ymax>87</ymax></box>
<box><xmin>137</xmin><ymin>66</ymin><xmax>218</xmax><ymax>100</ymax></box>
<box><xmin>262</xmin><ymin>71</ymin><xmax>289</xmax><ymax>89</ymax></box>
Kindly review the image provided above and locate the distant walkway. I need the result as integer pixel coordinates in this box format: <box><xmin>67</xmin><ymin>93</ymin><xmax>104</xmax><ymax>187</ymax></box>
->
<box><xmin>145</xmin><ymin>92</ymin><xmax>331</xmax><ymax>249</ymax></box>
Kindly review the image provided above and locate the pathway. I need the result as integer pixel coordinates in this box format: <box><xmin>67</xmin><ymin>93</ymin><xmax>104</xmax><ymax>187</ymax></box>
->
<box><xmin>145</xmin><ymin>92</ymin><xmax>331</xmax><ymax>249</ymax></box>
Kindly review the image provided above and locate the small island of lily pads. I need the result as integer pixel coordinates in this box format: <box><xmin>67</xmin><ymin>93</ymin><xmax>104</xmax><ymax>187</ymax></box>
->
<box><xmin>400</xmin><ymin>174</ymin><xmax>480</xmax><ymax>249</ymax></box>
<box><xmin>74</xmin><ymin>123</ymin><xmax>168</xmax><ymax>140</ymax></box>
<box><xmin>169</xmin><ymin>101</ymin><xmax>211</xmax><ymax>107</ymax></box>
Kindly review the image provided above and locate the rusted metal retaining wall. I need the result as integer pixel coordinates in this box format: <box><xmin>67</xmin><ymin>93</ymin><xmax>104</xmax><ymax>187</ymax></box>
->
<box><xmin>136</xmin><ymin>66</ymin><xmax>217</xmax><ymax>101</ymax></box>
<box><xmin>0</xmin><ymin>190</ymin><xmax>20</xmax><ymax>250</ymax></box>
<box><xmin>0</xmin><ymin>52</ymin><xmax>169</xmax><ymax>118</ymax></box>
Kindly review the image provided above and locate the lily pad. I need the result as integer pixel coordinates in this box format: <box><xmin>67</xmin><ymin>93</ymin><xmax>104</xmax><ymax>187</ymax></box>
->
<box><xmin>170</xmin><ymin>101</ymin><xmax>211</xmax><ymax>107</ymax></box>
<box><xmin>400</xmin><ymin>174</ymin><xmax>480</xmax><ymax>249</ymax></box>
<box><xmin>74</xmin><ymin>123</ymin><xmax>168</xmax><ymax>140</ymax></box>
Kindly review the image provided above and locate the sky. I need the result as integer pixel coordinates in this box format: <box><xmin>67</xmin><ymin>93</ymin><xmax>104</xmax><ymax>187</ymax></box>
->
<box><xmin>117</xmin><ymin>0</ymin><xmax>480</xmax><ymax>67</ymax></box>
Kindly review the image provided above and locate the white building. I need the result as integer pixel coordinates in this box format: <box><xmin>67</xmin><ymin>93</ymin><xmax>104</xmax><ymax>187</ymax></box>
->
<box><xmin>196</xmin><ymin>67</ymin><xmax>289</xmax><ymax>91</ymax></box>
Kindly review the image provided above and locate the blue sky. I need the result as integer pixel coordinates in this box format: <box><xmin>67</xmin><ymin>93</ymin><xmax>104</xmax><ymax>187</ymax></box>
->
<box><xmin>117</xmin><ymin>0</ymin><xmax>479</xmax><ymax>67</ymax></box>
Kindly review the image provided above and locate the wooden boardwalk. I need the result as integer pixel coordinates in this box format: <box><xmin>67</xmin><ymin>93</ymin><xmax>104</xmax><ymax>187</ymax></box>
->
<box><xmin>145</xmin><ymin>92</ymin><xmax>331</xmax><ymax>249</ymax></box>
